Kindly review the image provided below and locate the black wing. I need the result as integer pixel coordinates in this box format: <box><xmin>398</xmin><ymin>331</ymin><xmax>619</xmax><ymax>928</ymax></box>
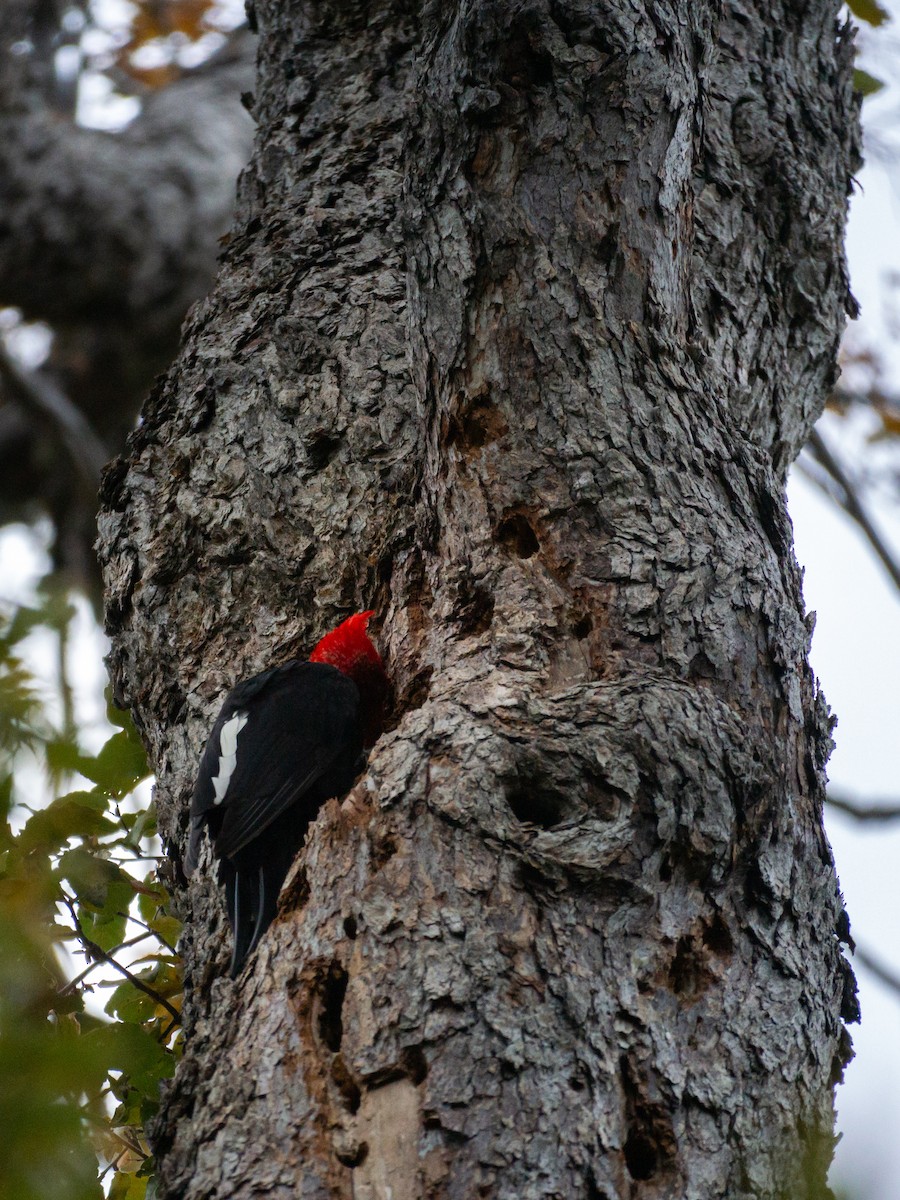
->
<box><xmin>185</xmin><ymin>660</ymin><xmax>362</xmax><ymax>874</ymax></box>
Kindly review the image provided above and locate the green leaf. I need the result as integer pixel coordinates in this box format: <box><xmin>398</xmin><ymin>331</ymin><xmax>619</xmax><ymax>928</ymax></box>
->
<box><xmin>0</xmin><ymin>603</ymin><xmax>50</xmax><ymax>649</ymax></box>
<box><xmin>82</xmin><ymin>731</ymin><xmax>149</xmax><ymax>796</ymax></box>
<box><xmin>83</xmin><ymin>1022</ymin><xmax>175</xmax><ymax>1093</ymax></box>
<box><xmin>853</xmin><ymin>67</ymin><xmax>885</xmax><ymax>97</ymax></box>
<box><xmin>105</xmin><ymin>981</ymin><xmax>158</xmax><ymax>1025</ymax></box>
<box><xmin>847</xmin><ymin>0</ymin><xmax>890</xmax><ymax>25</ymax></box>
<box><xmin>149</xmin><ymin>913</ymin><xmax>181</xmax><ymax>947</ymax></box>
<box><xmin>109</xmin><ymin>1171</ymin><xmax>148</xmax><ymax>1200</ymax></box>
<box><xmin>124</xmin><ymin>802</ymin><xmax>157</xmax><ymax>848</ymax></box>
<box><xmin>57</xmin><ymin>847</ymin><xmax>123</xmax><ymax>907</ymax></box>
<box><xmin>20</xmin><ymin>791</ymin><xmax>118</xmax><ymax>852</ymax></box>
<box><xmin>79</xmin><ymin>880</ymin><xmax>135</xmax><ymax>953</ymax></box>
<box><xmin>0</xmin><ymin>1022</ymin><xmax>109</xmax><ymax>1200</ymax></box>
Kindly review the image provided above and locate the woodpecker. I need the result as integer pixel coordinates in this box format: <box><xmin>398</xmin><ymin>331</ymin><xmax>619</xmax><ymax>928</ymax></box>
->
<box><xmin>184</xmin><ymin>611</ymin><xmax>388</xmax><ymax>977</ymax></box>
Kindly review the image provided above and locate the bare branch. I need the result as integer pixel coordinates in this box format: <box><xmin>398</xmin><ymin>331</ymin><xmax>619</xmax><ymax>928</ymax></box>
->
<box><xmin>0</xmin><ymin>340</ymin><xmax>108</xmax><ymax>485</ymax></box>
<box><xmin>119</xmin><ymin>910</ymin><xmax>178</xmax><ymax>956</ymax></box>
<box><xmin>60</xmin><ymin>891</ymin><xmax>181</xmax><ymax>1026</ymax></box>
<box><xmin>804</xmin><ymin>426</ymin><xmax>900</xmax><ymax>593</ymax></box>
<box><xmin>58</xmin><ymin>931</ymin><xmax>152</xmax><ymax>996</ymax></box>
<box><xmin>827</xmin><ymin>793</ymin><xmax>900</xmax><ymax>822</ymax></box>
<box><xmin>856</xmin><ymin>944</ymin><xmax>900</xmax><ymax>1000</ymax></box>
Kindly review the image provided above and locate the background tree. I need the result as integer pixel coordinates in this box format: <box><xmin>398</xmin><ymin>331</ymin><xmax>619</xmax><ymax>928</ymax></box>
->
<box><xmin>94</xmin><ymin>1</ymin><xmax>862</xmax><ymax>1198</ymax></box>
<box><xmin>0</xmin><ymin>0</ymin><xmax>254</xmax><ymax>597</ymax></box>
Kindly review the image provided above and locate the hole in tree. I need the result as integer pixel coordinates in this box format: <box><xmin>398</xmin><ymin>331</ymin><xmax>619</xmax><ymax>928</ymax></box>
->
<box><xmin>318</xmin><ymin>962</ymin><xmax>348</xmax><ymax>1052</ymax></box>
<box><xmin>454</xmin><ymin>579</ymin><xmax>495</xmax><ymax>636</ymax></box>
<box><xmin>702</xmin><ymin>912</ymin><xmax>733</xmax><ymax>957</ymax></box>
<box><xmin>447</xmin><ymin>392</ymin><xmax>508</xmax><ymax>453</ymax></box>
<box><xmin>371</xmin><ymin>832</ymin><xmax>397</xmax><ymax>870</ymax></box>
<box><xmin>305</xmin><ymin>430</ymin><xmax>342</xmax><ymax>470</ymax></box>
<box><xmin>506</xmin><ymin>786</ymin><xmax>566</xmax><ymax>829</ymax></box>
<box><xmin>335</xmin><ymin>1140</ymin><xmax>368</xmax><ymax>1168</ymax></box>
<box><xmin>401</xmin><ymin>1045</ymin><xmax>429</xmax><ymax>1084</ymax></box>
<box><xmin>585</xmin><ymin>1169</ymin><xmax>612</xmax><ymax>1200</ymax></box>
<box><xmin>496</xmin><ymin>513</ymin><xmax>540</xmax><ymax>559</ymax></box>
<box><xmin>343</xmin><ymin>915</ymin><xmax>358</xmax><ymax>940</ymax></box>
<box><xmin>572</xmin><ymin>613</ymin><xmax>592</xmax><ymax>639</ymax></box>
<box><xmin>624</xmin><ymin>1129</ymin><xmax>658</xmax><ymax>1181</ymax></box>
<box><xmin>667</xmin><ymin>934</ymin><xmax>717</xmax><ymax>1000</ymax></box>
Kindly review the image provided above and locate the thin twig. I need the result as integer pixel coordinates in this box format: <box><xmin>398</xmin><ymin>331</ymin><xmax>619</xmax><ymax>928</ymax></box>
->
<box><xmin>827</xmin><ymin>793</ymin><xmax>900</xmax><ymax>823</ymax></box>
<box><xmin>158</xmin><ymin>1013</ymin><xmax>181</xmax><ymax>1043</ymax></box>
<box><xmin>58</xmin><ymin>931</ymin><xmax>153</xmax><ymax>996</ymax></box>
<box><xmin>804</xmin><ymin>427</ymin><xmax>900</xmax><ymax>593</ymax></box>
<box><xmin>0</xmin><ymin>341</ymin><xmax>108</xmax><ymax>487</ymax></box>
<box><xmin>57</xmin><ymin>614</ymin><xmax>75</xmax><ymax>741</ymax></box>
<box><xmin>120</xmin><ymin>910</ymin><xmax>179</xmax><ymax>956</ymax></box>
<box><xmin>60</xmin><ymin>892</ymin><xmax>181</xmax><ymax>1026</ymax></box>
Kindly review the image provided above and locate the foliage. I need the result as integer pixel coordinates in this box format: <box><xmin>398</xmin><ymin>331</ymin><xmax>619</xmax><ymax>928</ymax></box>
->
<box><xmin>847</xmin><ymin>0</ymin><xmax>892</xmax><ymax>27</ymax></box>
<box><xmin>0</xmin><ymin>585</ymin><xmax>180</xmax><ymax>1200</ymax></box>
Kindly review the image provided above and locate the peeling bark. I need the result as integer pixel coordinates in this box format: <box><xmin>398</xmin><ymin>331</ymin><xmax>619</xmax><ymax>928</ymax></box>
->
<box><xmin>98</xmin><ymin>2</ymin><xmax>860</xmax><ymax>1197</ymax></box>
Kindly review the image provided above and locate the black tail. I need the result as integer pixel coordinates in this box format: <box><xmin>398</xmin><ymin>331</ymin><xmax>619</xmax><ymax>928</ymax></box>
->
<box><xmin>221</xmin><ymin>841</ymin><xmax>300</xmax><ymax>977</ymax></box>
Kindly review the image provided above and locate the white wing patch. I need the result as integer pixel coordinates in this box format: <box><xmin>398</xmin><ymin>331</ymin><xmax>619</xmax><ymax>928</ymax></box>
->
<box><xmin>212</xmin><ymin>711</ymin><xmax>249</xmax><ymax>805</ymax></box>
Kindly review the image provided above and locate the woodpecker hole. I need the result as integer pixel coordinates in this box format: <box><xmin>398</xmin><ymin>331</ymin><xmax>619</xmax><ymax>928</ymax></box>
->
<box><xmin>619</xmin><ymin>1057</ymin><xmax>678</xmax><ymax>1186</ymax></box>
<box><xmin>335</xmin><ymin>1140</ymin><xmax>368</xmax><ymax>1168</ymax></box>
<box><xmin>343</xmin><ymin>914</ymin><xmax>358</xmax><ymax>940</ymax></box>
<box><xmin>702</xmin><ymin>913</ymin><xmax>733</xmax><ymax>957</ymax></box>
<box><xmin>370</xmin><ymin>832</ymin><xmax>397</xmax><ymax>871</ymax></box>
<box><xmin>688</xmin><ymin>648</ymin><xmax>717</xmax><ymax>681</ymax></box>
<box><xmin>447</xmin><ymin>392</ymin><xmax>508</xmax><ymax>454</ymax></box>
<box><xmin>506</xmin><ymin>787</ymin><xmax>566</xmax><ymax>828</ymax></box>
<box><xmin>402</xmin><ymin>666</ymin><xmax>434</xmax><ymax>716</ymax></box>
<box><xmin>318</xmin><ymin>962</ymin><xmax>349</xmax><ymax>1053</ymax></box>
<box><xmin>496</xmin><ymin>512</ymin><xmax>540</xmax><ymax>559</ymax></box>
<box><xmin>453</xmin><ymin>578</ymin><xmax>495</xmax><ymax>637</ymax></box>
<box><xmin>585</xmin><ymin>1170</ymin><xmax>612</xmax><ymax>1200</ymax></box>
<box><xmin>361</xmin><ymin>1047</ymin><xmax>429</xmax><ymax>1091</ymax></box>
<box><xmin>571</xmin><ymin>613</ymin><xmax>593</xmax><ymax>639</ymax></box>
<box><xmin>667</xmin><ymin>935</ymin><xmax>714</xmax><ymax>1000</ymax></box>
<box><xmin>501</xmin><ymin>19</ymin><xmax>554</xmax><ymax>90</ymax></box>
<box><xmin>305</xmin><ymin>430</ymin><xmax>342</xmax><ymax>470</ymax></box>
<box><xmin>401</xmin><ymin>1044</ymin><xmax>429</xmax><ymax>1085</ymax></box>
<box><xmin>624</xmin><ymin>1130</ymin><xmax>658</xmax><ymax>1181</ymax></box>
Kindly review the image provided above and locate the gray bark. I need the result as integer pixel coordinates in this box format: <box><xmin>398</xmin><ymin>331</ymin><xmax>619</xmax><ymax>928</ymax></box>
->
<box><xmin>98</xmin><ymin>1</ymin><xmax>861</xmax><ymax>1197</ymax></box>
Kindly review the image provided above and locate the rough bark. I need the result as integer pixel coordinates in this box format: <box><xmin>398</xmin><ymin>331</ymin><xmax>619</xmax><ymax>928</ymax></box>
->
<box><xmin>0</xmin><ymin>12</ymin><xmax>254</xmax><ymax>587</ymax></box>
<box><xmin>98</xmin><ymin>2</ymin><xmax>861</xmax><ymax>1197</ymax></box>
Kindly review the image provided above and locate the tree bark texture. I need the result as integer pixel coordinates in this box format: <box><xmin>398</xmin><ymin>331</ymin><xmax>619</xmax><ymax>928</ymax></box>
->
<box><xmin>98</xmin><ymin>2</ymin><xmax>860</xmax><ymax>1197</ymax></box>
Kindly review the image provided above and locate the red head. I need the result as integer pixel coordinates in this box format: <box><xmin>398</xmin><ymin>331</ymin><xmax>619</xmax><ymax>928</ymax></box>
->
<box><xmin>309</xmin><ymin>611</ymin><xmax>388</xmax><ymax>745</ymax></box>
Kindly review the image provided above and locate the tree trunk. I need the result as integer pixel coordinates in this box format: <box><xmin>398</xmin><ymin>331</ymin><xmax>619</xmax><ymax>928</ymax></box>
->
<box><xmin>98</xmin><ymin>2</ymin><xmax>861</xmax><ymax>1197</ymax></box>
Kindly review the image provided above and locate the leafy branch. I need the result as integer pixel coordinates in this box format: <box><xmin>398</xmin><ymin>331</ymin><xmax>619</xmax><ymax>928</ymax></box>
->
<box><xmin>0</xmin><ymin>587</ymin><xmax>181</xmax><ymax>1200</ymax></box>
